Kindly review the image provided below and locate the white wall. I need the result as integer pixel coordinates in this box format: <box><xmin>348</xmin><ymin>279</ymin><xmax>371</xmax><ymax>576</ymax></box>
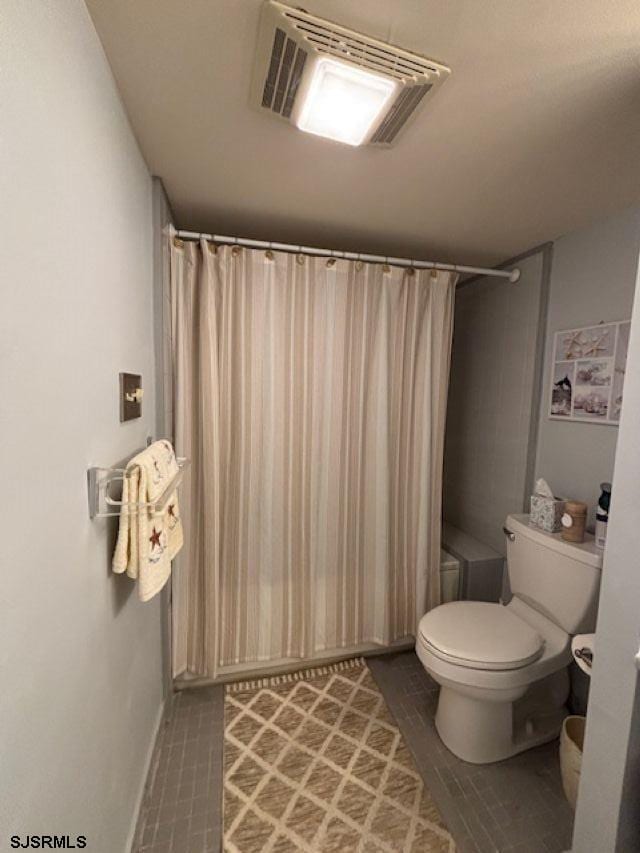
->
<box><xmin>444</xmin><ymin>249</ymin><xmax>548</xmax><ymax>555</ymax></box>
<box><xmin>535</xmin><ymin>205</ymin><xmax>640</xmax><ymax>524</ymax></box>
<box><xmin>1</xmin><ymin>2</ymin><xmax>162</xmax><ymax>851</ymax></box>
<box><xmin>571</xmin><ymin>240</ymin><xmax>640</xmax><ymax>852</ymax></box>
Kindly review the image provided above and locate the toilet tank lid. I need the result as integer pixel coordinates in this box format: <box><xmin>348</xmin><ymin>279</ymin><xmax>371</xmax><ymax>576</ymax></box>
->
<box><xmin>506</xmin><ymin>514</ymin><xmax>603</xmax><ymax>570</ymax></box>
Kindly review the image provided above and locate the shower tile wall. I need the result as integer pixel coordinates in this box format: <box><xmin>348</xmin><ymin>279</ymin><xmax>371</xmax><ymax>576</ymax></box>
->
<box><xmin>444</xmin><ymin>248</ymin><xmax>550</xmax><ymax>555</ymax></box>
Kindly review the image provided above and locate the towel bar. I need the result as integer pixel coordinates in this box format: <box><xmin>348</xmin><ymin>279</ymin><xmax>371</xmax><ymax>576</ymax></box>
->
<box><xmin>87</xmin><ymin>456</ymin><xmax>189</xmax><ymax>519</ymax></box>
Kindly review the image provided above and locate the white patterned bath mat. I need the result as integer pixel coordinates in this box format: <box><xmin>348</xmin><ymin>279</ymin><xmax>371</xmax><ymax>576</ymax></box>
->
<box><xmin>223</xmin><ymin>657</ymin><xmax>455</xmax><ymax>852</ymax></box>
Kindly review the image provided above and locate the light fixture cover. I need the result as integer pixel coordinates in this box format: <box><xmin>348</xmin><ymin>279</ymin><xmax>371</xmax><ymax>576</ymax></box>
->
<box><xmin>296</xmin><ymin>58</ymin><xmax>396</xmax><ymax>146</ymax></box>
<box><xmin>252</xmin><ymin>1</ymin><xmax>451</xmax><ymax>148</ymax></box>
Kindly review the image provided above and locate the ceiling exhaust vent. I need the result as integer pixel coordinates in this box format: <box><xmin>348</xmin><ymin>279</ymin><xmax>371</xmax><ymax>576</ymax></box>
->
<box><xmin>251</xmin><ymin>2</ymin><xmax>450</xmax><ymax>147</ymax></box>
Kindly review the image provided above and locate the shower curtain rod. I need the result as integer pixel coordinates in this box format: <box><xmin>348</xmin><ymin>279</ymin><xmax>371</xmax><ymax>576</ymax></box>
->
<box><xmin>173</xmin><ymin>229</ymin><xmax>521</xmax><ymax>283</ymax></box>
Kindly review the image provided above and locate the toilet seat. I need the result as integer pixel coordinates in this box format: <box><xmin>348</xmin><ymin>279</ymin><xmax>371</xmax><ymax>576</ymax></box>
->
<box><xmin>418</xmin><ymin>601</ymin><xmax>544</xmax><ymax>671</ymax></box>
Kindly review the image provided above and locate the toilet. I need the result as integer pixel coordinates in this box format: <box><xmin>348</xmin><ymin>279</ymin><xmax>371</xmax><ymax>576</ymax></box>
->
<box><xmin>416</xmin><ymin>513</ymin><xmax>603</xmax><ymax>764</ymax></box>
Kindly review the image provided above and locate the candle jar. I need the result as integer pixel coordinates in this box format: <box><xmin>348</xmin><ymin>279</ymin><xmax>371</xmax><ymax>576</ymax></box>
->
<box><xmin>561</xmin><ymin>501</ymin><xmax>588</xmax><ymax>543</ymax></box>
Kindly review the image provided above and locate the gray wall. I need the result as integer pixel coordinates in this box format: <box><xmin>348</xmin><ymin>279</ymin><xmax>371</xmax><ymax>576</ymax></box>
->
<box><xmin>571</xmin><ymin>239</ymin><xmax>640</xmax><ymax>853</ymax></box>
<box><xmin>1</xmin><ymin>2</ymin><xmax>163</xmax><ymax>851</ymax></box>
<box><xmin>445</xmin><ymin>205</ymin><xmax>640</xmax><ymax>556</ymax></box>
<box><xmin>443</xmin><ymin>248</ymin><xmax>548</xmax><ymax>555</ymax></box>
<box><xmin>535</xmin><ymin>205</ymin><xmax>640</xmax><ymax>525</ymax></box>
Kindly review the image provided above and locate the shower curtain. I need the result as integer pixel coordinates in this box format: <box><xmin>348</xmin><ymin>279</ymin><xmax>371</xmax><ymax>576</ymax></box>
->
<box><xmin>170</xmin><ymin>238</ymin><xmax>456</xmax><ymax>679</ymax></box>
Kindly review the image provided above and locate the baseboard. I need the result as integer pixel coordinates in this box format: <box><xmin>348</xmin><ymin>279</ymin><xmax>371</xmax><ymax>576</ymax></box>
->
<box><xmin>127</xmin><ymin>696</ymin><xmax>167</xmax><ymax>853</ymax></box>
<box><xmin>173</xmin><ymin>638</ymin><xmax>417</xmax><ymax>690</ymax></box>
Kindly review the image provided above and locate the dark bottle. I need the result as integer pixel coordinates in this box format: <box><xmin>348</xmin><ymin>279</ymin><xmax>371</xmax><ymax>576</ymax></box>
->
<box><xmin>595</xmin><ymin>482</ymin><xmax>611</xmax><ymax>549</ymax></box>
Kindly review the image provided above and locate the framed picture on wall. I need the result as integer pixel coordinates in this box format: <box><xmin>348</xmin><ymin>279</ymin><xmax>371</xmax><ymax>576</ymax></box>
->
<box><xmin>549</xmin><ymin>320</ymin><xmax>631</xmax><ymax>425</ymax></box>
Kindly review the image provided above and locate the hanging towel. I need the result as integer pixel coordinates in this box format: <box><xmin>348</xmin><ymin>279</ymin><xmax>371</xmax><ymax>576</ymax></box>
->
<box><xmin>112</xmin><ymin>440</ymin><xmax>184</xmax><ymax>602</ymax></box>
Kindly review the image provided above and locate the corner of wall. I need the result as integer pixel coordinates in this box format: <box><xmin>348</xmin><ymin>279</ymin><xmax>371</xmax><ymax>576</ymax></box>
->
<box><xmin>152</xmin><ymin>177</ymin><xmax>177</xmax><ymax>710</ymax></box>
<box><xmin>524</xmin><ymin>242</ymin><xmax>554</xmax><ymax>502</ymax></box>
<box><xmin>127</xmin><ymin>697</ymin><xmax>167</xmax><ymax>853</ymax></box>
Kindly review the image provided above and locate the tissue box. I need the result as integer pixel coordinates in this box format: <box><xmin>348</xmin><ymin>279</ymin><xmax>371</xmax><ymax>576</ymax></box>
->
<box><xmin>530</xmin><ymin>494</ymin><xmax>565</xmax><ymax>533</ymax></box>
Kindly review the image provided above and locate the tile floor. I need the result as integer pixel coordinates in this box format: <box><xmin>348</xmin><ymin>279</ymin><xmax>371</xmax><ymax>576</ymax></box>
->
<box><xmin>368</xmin><ymin>653</ymin><xmax>574</xmax><ymax>853</ymax></box>
<box><xmin>134</xmin><ymin>652</ymin><xmax>574</xmax><ymax>853</ymax></box>
<box><xmin>133</xmin><ymin>686</ymin><xmax>225</xmax><ymax>853</ymax></box>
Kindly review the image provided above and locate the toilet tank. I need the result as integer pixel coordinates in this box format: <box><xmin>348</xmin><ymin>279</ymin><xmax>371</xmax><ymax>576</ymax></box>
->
<box><xmin>505</xmin><ymin>513</ymin><xmax>603</xmax><ymax>634</ymax></box>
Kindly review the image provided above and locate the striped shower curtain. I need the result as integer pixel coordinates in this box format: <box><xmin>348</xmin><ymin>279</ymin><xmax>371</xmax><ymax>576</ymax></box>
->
<box><xmin>170</xmin><ymin>238</ymin><xmax>456</xmax><ymax>680</ymax></box>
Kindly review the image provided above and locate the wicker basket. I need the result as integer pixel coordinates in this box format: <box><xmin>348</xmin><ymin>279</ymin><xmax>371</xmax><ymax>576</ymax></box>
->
<box><xmin>560</xmin><ymin>715</ymin><xmax>586</xmax><ymax>809</ymax></box>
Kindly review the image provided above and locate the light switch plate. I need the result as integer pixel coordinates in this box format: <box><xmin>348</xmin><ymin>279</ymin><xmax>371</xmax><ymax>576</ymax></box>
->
<box><xmin>120</xmin><ymin>372</ymin><xmax>142</xmax><ymax>422</ymax></box>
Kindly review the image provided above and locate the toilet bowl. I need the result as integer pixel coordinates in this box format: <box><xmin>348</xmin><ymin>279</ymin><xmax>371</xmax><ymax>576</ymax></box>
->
<box><xmin>417</xmin><ymin>597</ymin><xmax>571</xmax><ymax>762</ymax></box>
<box><xmin>417</xmin><ymin>514</ymin><xmax>602</xmax><ymax>764</ymax></box>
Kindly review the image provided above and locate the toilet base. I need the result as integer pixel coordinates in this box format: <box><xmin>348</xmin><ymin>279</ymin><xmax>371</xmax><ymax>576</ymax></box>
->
<box><xmin>435</xmin><ymin>668</ymin><xmax>569</xmax><ymax>764</ymax></box>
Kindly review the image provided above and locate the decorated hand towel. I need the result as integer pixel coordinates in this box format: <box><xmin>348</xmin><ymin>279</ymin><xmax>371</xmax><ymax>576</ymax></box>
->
<box><xmin>112</xmin><ymin>440</ymin><xmax>184</xmax><ymax>602</ymax></box>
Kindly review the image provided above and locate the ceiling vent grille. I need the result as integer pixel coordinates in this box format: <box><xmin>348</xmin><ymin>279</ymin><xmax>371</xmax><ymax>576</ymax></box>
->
<box><xmin>370</xmin><ymin>84</ymin><xmax>432</xmax><ymax>144</ymax></box>
<box><xmin>251</xmin><ymin>2</ymin><xmax>450</xmax><ymax>147</ymax></box>
<box><xmin>261</xmin><ymin>28</ymin><xmax>308</xmax><ymax>118</ymax></box>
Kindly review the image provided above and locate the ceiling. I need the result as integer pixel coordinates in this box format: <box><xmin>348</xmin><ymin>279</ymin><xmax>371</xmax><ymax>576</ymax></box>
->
<box><xmin>86</xmin><ymin>0</ymin><xmax>640</xmax><ymax>266</ymax></box>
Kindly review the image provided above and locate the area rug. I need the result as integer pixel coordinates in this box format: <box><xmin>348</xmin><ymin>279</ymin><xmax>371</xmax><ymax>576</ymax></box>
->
<box><xmin>223</xmin><ymin>657</ymin><xmax>456</xmax><ymax>852</ymax></box>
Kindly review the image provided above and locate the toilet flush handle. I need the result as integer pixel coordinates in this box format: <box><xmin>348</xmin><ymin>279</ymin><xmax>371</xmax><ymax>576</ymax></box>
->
<box><xmin>503</xmin><ymin>526</ymin><xmax>515</xmax><ymax>542</ymax></box>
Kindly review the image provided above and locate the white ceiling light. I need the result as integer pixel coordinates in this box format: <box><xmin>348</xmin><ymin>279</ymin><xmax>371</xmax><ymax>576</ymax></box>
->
<box><xmin>296</xmin><ymin>58</ymin><xmax>396</xmax><ymax>146</ymax></box>
<box><xmin>251</xmin><ymin>1</ymin><xmax>451</xmax><ymax>148</ymax></box>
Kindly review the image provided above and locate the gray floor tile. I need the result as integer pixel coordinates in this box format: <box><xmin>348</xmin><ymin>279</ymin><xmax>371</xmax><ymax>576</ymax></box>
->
<box><xmin>368</xmin><ymin>651</ymin><xmax>574</xmax><ymax>853</ymax></box>
<box><xmin>132</xmin><ymin>650</ymin><xmax>573</xmax><ymax>853</ymax></box>
<box><xmin>132</xmin><ymin>685</ymin><xmax>224</xmax><ymax>853</ymax></box>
